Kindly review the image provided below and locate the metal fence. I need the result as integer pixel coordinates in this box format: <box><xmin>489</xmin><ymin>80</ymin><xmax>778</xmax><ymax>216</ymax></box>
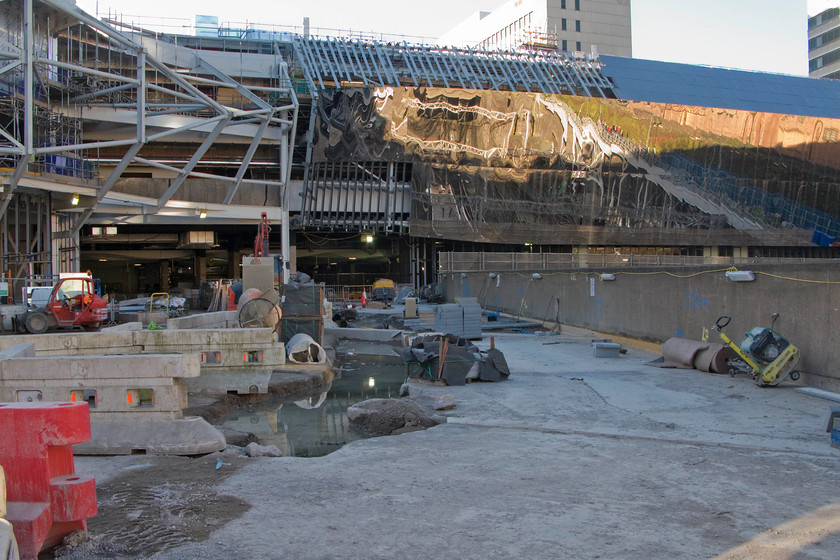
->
<box><xmin>438</xmin><ymin>252</ymin><xmax>830</xmax><ymax>272</ymax></box>
<box><xmin>323</xmin><ymin>285</ymin><xmax>369</xmax><ymax>303</ymax></box>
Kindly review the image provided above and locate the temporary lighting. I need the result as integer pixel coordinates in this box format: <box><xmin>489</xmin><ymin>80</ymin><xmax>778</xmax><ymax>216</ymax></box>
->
<box><xmin>368</xmin><ymin>377</ymin><xmax>375</xmax><ymax>388</ymax></box>
<box><xmin>488</xmin><ymin>272</ymin><xmax>497</xmax><ymax>278</ymax></box>
<box><xmin>725</xmin><ymin>270</ymin><xmax>755</xmax><ymax>282</ymax></box>
<box><xmin>71</xmin><ymin>193</ymin><xmax>79</xmax><ymax>205</ymax></box>
<box><xmin>198</xmin><ymin>209</ymin><xmax>207</xmax><ymax>219</ymax></box>
<box><xmin>600</xmin><ymin>273</ymin><xmax>616</xmax><ymax>281</ymax></box>
<box><xmin>364</xmin><ymin>234</ymin><xmax>374</xmax><ymax>243</ymax></box>
<box><xmin>98</xmin><ymin>258</ymin><xmax>108</xmax><ymax>262</ymax></box>
<box><xmin>461</xmin><ymin>273</ymin><xmax>468</xmax><ymax>278</ymax></box>
<box><xmin>532</xmin><ymin>273</ymin><xmax>542</xmax><ymax>279</ymax></box>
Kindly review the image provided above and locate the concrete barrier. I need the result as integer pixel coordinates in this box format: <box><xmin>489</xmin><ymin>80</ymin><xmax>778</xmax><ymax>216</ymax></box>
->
<box><xmin>0</xmin><ymin>328</ymin><xmax>285</xmax><ymax>394</ymax></box>
<box><xmin>0</xmin><ymin>353</ymin><xmax>225</xmax><ymax>455</ymax></box>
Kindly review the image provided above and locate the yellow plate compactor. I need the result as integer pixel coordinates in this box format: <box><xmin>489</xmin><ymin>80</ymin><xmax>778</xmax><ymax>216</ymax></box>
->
<box><xmin>712</xmin><ymin>314</ymin><xmax>801</xmax><ymax>387</ymax></box>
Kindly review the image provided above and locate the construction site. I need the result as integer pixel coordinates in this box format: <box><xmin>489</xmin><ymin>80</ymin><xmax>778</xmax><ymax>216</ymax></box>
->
<box><xmin>1</xmin><ymin>0</ymin><xmax>840</xmax><ymax>558</ymax></box>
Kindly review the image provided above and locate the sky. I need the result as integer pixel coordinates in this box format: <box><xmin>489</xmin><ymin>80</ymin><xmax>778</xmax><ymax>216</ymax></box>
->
<box><xmin>73</xmin><ymin>0</ymin><xmax>836</xmax><ymax>77</ymax></box>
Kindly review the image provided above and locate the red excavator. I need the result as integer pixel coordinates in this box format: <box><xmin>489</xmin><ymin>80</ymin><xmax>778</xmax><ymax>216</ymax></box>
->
<box><xmin>15</xmin><ymin>275</ymin><xmax>108</xmax><ymax>334</ymax></box>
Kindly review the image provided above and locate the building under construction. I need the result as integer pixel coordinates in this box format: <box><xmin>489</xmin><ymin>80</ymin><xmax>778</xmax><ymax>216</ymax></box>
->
<box><xmin>3</xmin><ymin>0</ymin><xmax>840</xmax><ymax>302</ymax></box>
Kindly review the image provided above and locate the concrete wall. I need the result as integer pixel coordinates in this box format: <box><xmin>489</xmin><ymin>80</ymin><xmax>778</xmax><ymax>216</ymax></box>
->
<box><xmin>442</xmin><ymin>262</ymin><xmax>840</xmax><ymax>391</ymax></box>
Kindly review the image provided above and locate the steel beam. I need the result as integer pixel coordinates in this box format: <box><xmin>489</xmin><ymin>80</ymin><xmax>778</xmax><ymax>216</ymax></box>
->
<box><xmin>154</xmin><ymin>115</ymin><xmax>233</xmax><ymax>211</ymax></box>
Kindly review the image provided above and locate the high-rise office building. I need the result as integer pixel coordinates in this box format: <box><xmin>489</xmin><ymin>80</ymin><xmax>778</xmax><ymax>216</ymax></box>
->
<box><xmin>809</xmin><ymin>6</ymin><xmax>840</xmax><ymax>78</ymax></box>
<box><xmin>439</xmin><ymin>0</ymin><xmax>631</xmax><ymax>56</ymax></box>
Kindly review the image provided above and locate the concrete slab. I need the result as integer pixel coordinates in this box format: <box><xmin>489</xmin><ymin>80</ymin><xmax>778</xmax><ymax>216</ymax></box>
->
<box><xmin>67</xmin><ymin>331</ymin><xmax>840</xmax><ymax>559</ymax></box>
<box><xmin>167</xmin><ymin>311</ymin><xmax>238</xmax><ymax>330</ymax></box>
<box><xmin>0</xmin><ymin>331</ymin><xmax>141</xmax><ymax>355</ymax></box>
<box><xmin>186</xmin><ymin>370</ymin><xmax>273</xmax><ymax>395</ymax></box>
<box><xmin>74</xmin><ymin>416</ymin><xmax>225</xmax><ymax>455</ymax></box>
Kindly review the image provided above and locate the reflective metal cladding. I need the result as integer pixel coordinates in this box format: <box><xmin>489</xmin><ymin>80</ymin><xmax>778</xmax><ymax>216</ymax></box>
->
<box><xmin>306</xmin><ymin>86</ymin><xmax>840</xmax><ymax>246</ymax></box>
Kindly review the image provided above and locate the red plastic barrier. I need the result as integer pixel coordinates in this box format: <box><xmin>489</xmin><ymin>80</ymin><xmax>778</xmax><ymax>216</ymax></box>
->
<box><xmin>0</xmin><ymin>402</ymin><xmax>97</xmax><ymax>559</ymax></box>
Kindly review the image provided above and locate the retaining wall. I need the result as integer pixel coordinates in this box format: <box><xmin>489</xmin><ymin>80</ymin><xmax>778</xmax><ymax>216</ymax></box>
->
<box><xmin>442</xmin><ymin>263</ymin><xmax>840</xmax><ymax>392</ymax></box>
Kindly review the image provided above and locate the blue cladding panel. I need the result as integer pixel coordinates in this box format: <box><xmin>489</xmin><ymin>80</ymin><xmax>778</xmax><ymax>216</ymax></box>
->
<box><xmin>600</xmin><ymin>55</ymin><xmax>840</xmax><ymax>119</ymax></box>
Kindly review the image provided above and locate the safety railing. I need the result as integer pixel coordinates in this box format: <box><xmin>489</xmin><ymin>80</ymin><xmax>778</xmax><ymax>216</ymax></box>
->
<box><xmin>438</xmin><ymin>252</ymin><xmax>830</xmax><ymax>272</ymax></box>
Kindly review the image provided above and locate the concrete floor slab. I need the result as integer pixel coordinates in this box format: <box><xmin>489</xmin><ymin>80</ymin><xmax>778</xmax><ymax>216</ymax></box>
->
<box><xmin>68</xmin><ymin>329</ymin><xmax>840</xmax><ymax>559</ymax></box>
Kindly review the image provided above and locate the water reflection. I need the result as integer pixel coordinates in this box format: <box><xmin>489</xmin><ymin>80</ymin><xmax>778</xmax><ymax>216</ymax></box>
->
<box><xmin>218</xmin><ymin>354</ymin><xmax>407</xmax><ymax>457</ymax></box>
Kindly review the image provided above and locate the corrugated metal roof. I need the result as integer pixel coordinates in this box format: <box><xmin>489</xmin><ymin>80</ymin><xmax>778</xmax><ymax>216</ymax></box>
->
<box><xmin>600</xmin><ymin>55</ymin><xmax>840</xmax><ymax>119</ymax></box>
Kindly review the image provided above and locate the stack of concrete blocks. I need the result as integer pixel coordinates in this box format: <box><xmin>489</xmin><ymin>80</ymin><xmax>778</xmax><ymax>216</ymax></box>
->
<box><xmin>434</xmin><ymin>298</ymin><xmax>482</xmax><ymax>340</ymax></box>
<box><xmin>0</xmin><ymin>342</ymin><xmax>224</xmax><ymax>455</ymax></box>
<box><xmin>279</xmin><ymin>284</ymin><xmax>324</xmax><ymax>346</ymax></box>
<box><xmin>434</xmin><ymin>304</ymin><xmax>463</xmax><ymax>337</ymax></box>
<box><xmin>459</xmin><ymin>298</ymin><xmax>483</xmax><ymax>339</ymax></box>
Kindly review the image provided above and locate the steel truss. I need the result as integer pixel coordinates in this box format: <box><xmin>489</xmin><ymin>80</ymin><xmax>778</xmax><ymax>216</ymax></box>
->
<box><xmin>0</xmin><ymin>0</ymin><xmax>297</xmax><ymax>277</ymax></box>
<box><xmin>292</xmin><ymin>36</ymin><xmax>614</xmax><ymax>97</ymax></box>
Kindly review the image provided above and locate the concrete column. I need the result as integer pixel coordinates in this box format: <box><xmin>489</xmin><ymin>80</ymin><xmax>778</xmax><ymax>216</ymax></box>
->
<box><xmin>193</xmin><ymin>253</ymin><xmax>207</xmax><ymax>287</ymax></box>
<box><xmin>288</xmin><ymin>245</ymin><xmax>297</xmax><ymax>276</ymax></box>
<box><xmin>127</xmin><ymin>263</ymin><xmax>138</xmax><ymax>293</ymax></box>
<box><xmin>228</xmin><ymin>250</ymin><xmax>241</xmax><ymax>279</ymax></box>
<box><xmin>160</xmin><ymin>261</ymin><xmax>170</xmax><ymax>292</ymax></box>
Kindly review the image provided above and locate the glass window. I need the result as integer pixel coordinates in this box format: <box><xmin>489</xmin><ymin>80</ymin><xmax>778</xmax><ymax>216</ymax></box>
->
<box><xmin>576</xmin><ymin>20</ymin><xmax>581</xmax><ymax>32</ymax></box>
<box><xmin>576</xmin><ymin>41</ymin><xmax>582</xmax><ymax>51</ymax></box>
<box><xmin>561</xmin><ymin>0</ymin><xmax>566</xmax><ymax>8</ymax></box>
<box><xmin>562</xmin><ymin>39</ymin><xmax>568</xmax><ymax>51</ymax></box>
<box><xmin>575</xmin><ymin>0</ymin><xmax>580</xmax><ymax>10</ymax></box>
<box><xmin>562</xmin><ymin>18</ymin><xmax>567</xmax><ymax>31</ymax></box>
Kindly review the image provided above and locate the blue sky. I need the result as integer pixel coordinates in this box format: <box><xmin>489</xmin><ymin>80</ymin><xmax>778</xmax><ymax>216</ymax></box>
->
<box><xmin>76</xmin><ymin>0</ymin><xmax>821</xmax><ymax>76</ymax></box>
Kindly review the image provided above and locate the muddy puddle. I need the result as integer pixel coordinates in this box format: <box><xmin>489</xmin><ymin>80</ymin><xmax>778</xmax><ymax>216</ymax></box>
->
<box><xmin>218</xmin><ymin>353</ymin><xmax>407</xmax><ymax>457</ymax></box>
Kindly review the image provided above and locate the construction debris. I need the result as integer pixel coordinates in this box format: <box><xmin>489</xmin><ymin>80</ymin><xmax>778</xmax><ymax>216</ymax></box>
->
<box><xmin>401</xmin><ymin>334</ymin><xmax>510</xmax><ymax>386</ymax></box>
<box><xmin>286</xmin><ymin>333</ymin><xmax>328</xmax><ymax>364</ymax></box>
<box><xmin>347</xmin><ymin>398</ymin><xmax>443</xmax><ymax>436</ymax></box>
